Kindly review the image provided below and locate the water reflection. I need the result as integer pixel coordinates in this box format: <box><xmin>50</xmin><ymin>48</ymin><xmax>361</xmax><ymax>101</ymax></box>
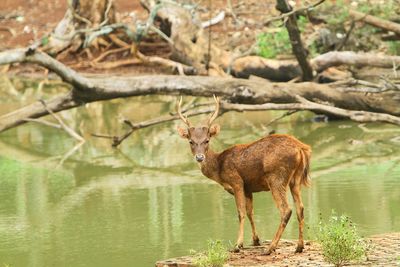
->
<box><xmin>0</xmin><ymin>84</ymin><xmax>399</xmax><ymax>266</ymax></box>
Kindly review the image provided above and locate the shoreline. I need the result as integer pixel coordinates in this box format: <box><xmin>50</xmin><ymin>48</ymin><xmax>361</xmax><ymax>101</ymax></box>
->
<box><xmin>156</xmin><ymin>232</ymin><xmax>400</xmax><ymax>266</ymax></box>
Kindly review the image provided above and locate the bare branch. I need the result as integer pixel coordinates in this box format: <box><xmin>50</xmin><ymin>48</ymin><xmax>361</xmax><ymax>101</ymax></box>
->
<box><xmin>1</xmin><ymin>48</ymin><xmax>400</xmax><ymax>133</ymax></box>
<box><xmin>265</xmin><ymin>0</ymin><xmax>325</xmax><ymax>25</ymax></box>
<box><xmin>93</xmin><ymin>107</ymin><xmax>216</xmax><ymax>147</ymax></box>
<box><xmin>265</xmin><ymin>110</ymin><xmax>298</xmax><ymax>126</ymax></box>
<box><xmin>94</xmin><ymin>97</ymin><xmax>400</xmax><ymax>147</ymax></box>
<box><xmin>39</xmin><ymin>99</ymin><xmax>85</xmax><ymax>142</ymax></box>
<box><xmin>311</xmin><ymin>51</ymin><xmax>400</xmax><ymax>72</ymax></box>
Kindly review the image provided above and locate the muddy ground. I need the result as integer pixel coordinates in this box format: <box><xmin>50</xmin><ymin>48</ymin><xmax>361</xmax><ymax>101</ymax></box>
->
<box><xmin>156</xmin><ymin>233</ymin><xmax>400</xmax><ymax>266</ymax></box>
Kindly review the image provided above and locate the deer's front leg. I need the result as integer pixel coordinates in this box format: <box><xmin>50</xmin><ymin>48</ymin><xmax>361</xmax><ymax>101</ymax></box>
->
<box><xmin>232</xmin><ymin>184</ymin><xmax>246</xmax><ymax>252</ymax></box>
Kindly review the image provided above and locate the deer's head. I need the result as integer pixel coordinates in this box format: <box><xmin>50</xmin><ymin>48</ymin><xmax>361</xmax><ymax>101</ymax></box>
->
<box><xmin>177</xmin><ymin>96</ymin><xmax>220</xmax><ymax>163</ymax></box>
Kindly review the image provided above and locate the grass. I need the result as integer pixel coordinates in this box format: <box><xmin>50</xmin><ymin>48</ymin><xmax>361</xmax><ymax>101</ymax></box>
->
<box><xmin>191</xmin><ymin>240</ymin><xmax>229</xmax><ymax>267</ymax></box>
<box><xmin>257</xmin><ymin>15</ymin><xmax>311</xmax><ymax>59</ymax></box>
<box><xmin>317</xmin><ymin>212</ymin><xmax>367</xmax><ymax>267</ymax></box>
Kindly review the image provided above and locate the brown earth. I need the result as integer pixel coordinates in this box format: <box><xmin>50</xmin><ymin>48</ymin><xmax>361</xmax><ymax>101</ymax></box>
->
<box><xmin>0</xmin><ymin>0</ymin><xmax>279</xmax><ymax>75</ymax></box>
<box><xmin>156</xmin><ymin>233</ymin><xmax>400</xmax><ymax>267</ymax></box>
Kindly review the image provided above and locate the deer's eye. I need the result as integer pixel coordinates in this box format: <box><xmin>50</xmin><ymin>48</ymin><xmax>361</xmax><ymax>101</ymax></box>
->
<box><xmin>204</xmin><ymin>140</ymin><xmax>209</xmax><ymax>144</ymax></box>
<box><xmin>189</xmin><ymin>140</ymin><xmax>194</xmax><ymax>145</ymax></box>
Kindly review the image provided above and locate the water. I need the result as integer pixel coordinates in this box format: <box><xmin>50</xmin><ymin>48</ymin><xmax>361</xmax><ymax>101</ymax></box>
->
<box><xmin>0</xmin><ymin>84</ymin><xmax>399</xmax><ymax>267</ymax></box>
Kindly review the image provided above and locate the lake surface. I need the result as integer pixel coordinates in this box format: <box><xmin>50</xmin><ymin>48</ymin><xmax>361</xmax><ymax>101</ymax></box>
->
<box><xmin>0</xmin><ymin>84</ymin><xmax>399</xmax><ymax>267</ymax></box>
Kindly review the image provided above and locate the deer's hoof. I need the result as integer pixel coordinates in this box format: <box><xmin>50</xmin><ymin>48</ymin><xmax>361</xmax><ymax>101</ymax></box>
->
<box><xmin>295</xmin><ymin>245</ymin><xmax>304</xmax><ymax>253</ymax></box>
<box><xmin>261</xmin><ymin>247</ymin><xmax>275</xmax><ymax>256</ymax></box>
<box><xmin>252</xmin><ymin>237</ymin><xmax>261</xmax><ymax>246</ymax></box>
<box><xmin>230</xmin><ymin>246</ymin><xmax>240</xmax><ymax>253</ymax></box>
<box><xmin>231</xmin><ymin>243</ymin><xmax>243</xmax><ymax>253</ymax></box>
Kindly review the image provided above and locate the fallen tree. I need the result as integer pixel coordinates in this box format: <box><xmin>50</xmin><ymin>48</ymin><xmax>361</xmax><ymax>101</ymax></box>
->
<box><xmin>0</xmin><ymin>47</ymin><xmax>400</xmax><ymax>135</ymax></box>
<box><xmin>19</xmin><ymin>0</ymin><xmax>399</xmax><ymax>82</ymax></box>
<box><xmin>139</xmin><ymin>0</ymin><xmax>400</xmax><ymax>81</ymax></box>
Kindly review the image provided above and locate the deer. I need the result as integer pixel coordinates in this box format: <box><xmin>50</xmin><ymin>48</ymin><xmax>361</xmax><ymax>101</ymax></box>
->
<box><xmin>176</xmin><ymin>95</ymin><xmax>312</xmax><ymax>255</ymax></box>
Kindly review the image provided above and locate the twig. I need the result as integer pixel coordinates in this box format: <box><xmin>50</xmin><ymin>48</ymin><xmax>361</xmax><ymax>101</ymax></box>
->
<box><xmin>149</xmin><ymin>25</ymin><xmax>174</xmax><ymax>45</ymax></box>
<box><xmin>108</xmin><ymin>33</ymin><xmax>130</xmax><ymax>48</ymax></box>
<box><xmin>380</xmin><ymin>75</ymin><xmax>400</xmax><ymax>91</ymax></box>
<box><xmin>202</xmin><ymin>11</ymin><xmax>225</xmax><ymax>28</ymax></box>
<box><xmin>226</xmin><ymin>0</ymin><xmax>240</xmax><ymax>24</ymax></box>
<box><xmin>67</xmin><ymin>0</ymin><xmax>92</xmax><ymax>26</ymax></box>
<box><xmin>39</xmin><ymin>99</ymin><xmax>85</xmax><ymax>142</ymax></box>
<box><xmin>266</xmin><ymin>110</ymin><xmax>298</xmax><ymax>126</ymax></box>
<box><xmin>100</xmin><ymin>0</ymin><xmax>114</xmax><ymax>27</ymax></box>
<box><xmin>92</xmin><ymin>46</ymin><xmax>130</xmax><ymax>63</ymax></box>
<box><xmin>136</xmin><ymin>51</ymin><xmax>196</xmax><ymax>75</ymax></box>
<box><xmin>92</xmin><ymin>107</ymin><xmax>216</xmax><ymax>147</ymax></box>
<box><xmin>57</xmin><ymin>140</ymin><xmax>85</xmax><ymax>167</ymax></box>
<box><xmin>336</xmin><ymin>20</ymin><xmax>355</xmax><ymax>51</ymax></box>
<box><xmin>90</xmin><ymin>58</ymin><xmax>142</xmax><ymax>69</ymax></box>
<box><xmin>264</xmin><ymin>0</ymin><xmax>326</xmax><ymax>25</ymax></box>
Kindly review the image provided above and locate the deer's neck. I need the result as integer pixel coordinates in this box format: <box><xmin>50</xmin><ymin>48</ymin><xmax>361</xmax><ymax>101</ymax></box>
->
<box><xmin>200</xmin><ymin>149</ymin><xmax>220</xmax><ymax>182</ymax></box>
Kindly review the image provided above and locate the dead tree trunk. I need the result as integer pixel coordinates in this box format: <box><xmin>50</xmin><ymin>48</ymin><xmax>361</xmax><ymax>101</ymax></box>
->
<box><xmin>0</xmin><ymin>48</ymin><xmax>400</xmax><ymax>132</ymax></box>
<box><xmin>275</xmin><ymin>0</ymin><xmax>314</xmax><ymax>81</ymax></box>
<box><xmin>45</xmin><ymin>0</ymin><xmax>116</xmax><ymax>55</ymax></box>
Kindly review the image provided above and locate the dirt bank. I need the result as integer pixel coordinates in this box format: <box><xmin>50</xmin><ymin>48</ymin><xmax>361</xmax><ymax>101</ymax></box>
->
<box><xmin>156</xmin><ymin>233</ymin><xmax>400</xmax><ymax>266</ymax></box>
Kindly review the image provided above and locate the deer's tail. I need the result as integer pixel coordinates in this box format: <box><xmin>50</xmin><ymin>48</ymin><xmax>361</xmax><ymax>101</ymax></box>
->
<box><xmin>299</xmin><ymin>146</ymin><xmax>312</xmax><ymax>187</ymax></box>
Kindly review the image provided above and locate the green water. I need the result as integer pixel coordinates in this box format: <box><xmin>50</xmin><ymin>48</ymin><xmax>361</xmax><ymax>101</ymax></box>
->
<box><xmin>0</xmin><ymin>93</ymin><xmax>399</xmax><ymax>267</ymax></box>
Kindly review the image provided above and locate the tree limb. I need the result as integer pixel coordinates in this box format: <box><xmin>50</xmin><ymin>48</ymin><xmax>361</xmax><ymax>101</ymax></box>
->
<box><xmin>39</xmin><ymin>99</ymin><xmax>85</xmax><ymax>142</ymax></box>
<box><xmin>265</xmin><ymin>0</ymin><xmax>325</xmax><ymax>25</ymax></box>
<box><xmin>0</xmin><ymin>48</ymin><xmax>400</xmax><ymax>133</ymax></box>
<box><xmin>95</xmin><ymin>96</ymin><xmax>400</xmax><ymax>147</ymax></box>
<box><xmin>311</xmin><ymin>51</ymin><xmax>400</xmax><ymax>72</ymax></box>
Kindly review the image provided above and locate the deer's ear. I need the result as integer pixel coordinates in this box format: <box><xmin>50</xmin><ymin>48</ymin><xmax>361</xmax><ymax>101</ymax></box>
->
<box><xmin>177</xmin><ymin>126</ymin><xmax>189</xmax><ymax>139</ymax></box>
<box><xmin>209</xmin><ymin>124</ymin><xmax>220</xmax><ymax>137</ymax></box>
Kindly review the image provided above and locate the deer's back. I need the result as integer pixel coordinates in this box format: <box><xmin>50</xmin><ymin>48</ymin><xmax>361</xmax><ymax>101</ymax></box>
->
<box><xmin>218</xmin><ymin>134</ymin><xmax>311</xmax><ymax>192</ymax></box>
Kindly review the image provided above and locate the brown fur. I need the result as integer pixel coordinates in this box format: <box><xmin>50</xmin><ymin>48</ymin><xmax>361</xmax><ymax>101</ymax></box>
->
<box><xmin>178</xmin><ymin>124</ymin><xmax>311</xmax><ymax>254</ymax></box>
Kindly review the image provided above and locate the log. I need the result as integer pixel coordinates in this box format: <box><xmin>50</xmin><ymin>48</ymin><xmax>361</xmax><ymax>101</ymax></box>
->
<box><xmin>349</xmin><ymin>9</ymin><xmax>400</xmax><ymax>35</ymax></box>
<box><xmin>311</xmin><ymin>51</ymin><xmax>400</xmax><ymax>72</ymax></box>
<box><xmin>0</xmin><ymin>48</ymin><xmax>400</xmax><ymax>133</ymax></box>
<box><xmin>140</xmin><ymin>0</ymin><xmax>400</xmax><ymax>81</ymax></box>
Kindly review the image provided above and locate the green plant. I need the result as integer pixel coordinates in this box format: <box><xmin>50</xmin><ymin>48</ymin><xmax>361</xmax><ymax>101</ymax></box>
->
<box><xmin>192</xmin><ymin>240</ymin><xmax>229</xmax><ymax>267</ymax></box>
<box><xmin>257</xmin><ymin>29</ymin><xmax>291</xmax><ymax>58</ymax></box>
<box><xmin>317</xmin><ymin>212</ymin><xmax>367</xmax><ymax>267</ymax></box>
<box><xmin>257</xmin><ymin>15</ymin><xmax>314</xmax><ymax>59</ymax></box>
<box><xmin>388</xmin><ymin>41</ymin><xmax>400</xmax><ymax>56</ymax></box>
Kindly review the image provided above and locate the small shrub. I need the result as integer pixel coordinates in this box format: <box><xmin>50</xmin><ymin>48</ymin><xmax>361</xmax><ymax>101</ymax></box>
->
<box><xmin>257</xmin><ymin>30</ymin><xmax>291</xmax><ymax>59</ymax></box>
<box><xmin>388</xmin><ymin>41</ymin><xmax>400</xmax><ymax>56</ymax></box>
<box><xmin>257</xmin><ymin>16</ymin><xmax>310</xmax><ymax>59</ymax></box>
<box><xmin>317</xmin><ymin>213</ymin><xmax>367</xmax><ymax>267</ymax></box>
<box><xmin>192</xmin><ymin>240</ymin><xmax>229</xmax><ymax>267</ymax></box>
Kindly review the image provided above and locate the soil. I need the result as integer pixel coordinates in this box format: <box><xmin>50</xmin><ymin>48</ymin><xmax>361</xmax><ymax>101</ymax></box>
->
<box><xmin>0</xmin><ymin>0</ymin><xmax>278</xmax><ymax>75</ymax></box>
<box><xmin>156</xmin><ymin>233</ymin><xmax>400</xmax><ymax>267</ymax></box>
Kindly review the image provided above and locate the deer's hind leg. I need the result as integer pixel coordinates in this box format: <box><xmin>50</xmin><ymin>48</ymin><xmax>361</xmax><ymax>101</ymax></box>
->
<box><xmin>263</xmin><ymin>181</ymin><xmax>292</xmax><ymax>255</ymax></box>
<box><xmin>290</xmin><ymin>183</ymin><xmax>305</xmax><ymax>253</ymax></box>
<box><xmin>245</xmin><ymin>191</ymin><xmax>261</xmax><ymax>246</ymax></box>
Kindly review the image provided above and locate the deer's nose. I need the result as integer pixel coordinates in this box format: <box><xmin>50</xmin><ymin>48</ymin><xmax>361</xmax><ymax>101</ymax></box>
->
<box><xmin>195</xmin><ymin>154</ymin><xmax>205</xmax><ymax>162</ymax></box>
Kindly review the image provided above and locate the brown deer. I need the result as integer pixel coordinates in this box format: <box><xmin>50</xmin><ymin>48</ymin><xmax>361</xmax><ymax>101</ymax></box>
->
<box><xmin>176</xmin><ymin>96</ymin><xmax>311</xmax><ymax>255</ymax></box>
